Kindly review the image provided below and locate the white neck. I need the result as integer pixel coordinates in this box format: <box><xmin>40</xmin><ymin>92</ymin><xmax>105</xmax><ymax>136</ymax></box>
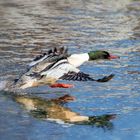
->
<box><xmin>67</xmin><ymin>53</ymin><xmax>89</xmax><ymax>67</ymax></box>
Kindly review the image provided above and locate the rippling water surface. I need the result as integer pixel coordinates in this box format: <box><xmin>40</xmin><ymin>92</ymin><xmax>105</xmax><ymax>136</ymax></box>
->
<box><xmin>0</xmin><ymin>0</ymin><xmax>140</xmax><ymax>140</ymax></box>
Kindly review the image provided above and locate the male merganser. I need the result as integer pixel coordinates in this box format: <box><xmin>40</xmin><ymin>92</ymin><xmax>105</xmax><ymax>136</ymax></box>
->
<box><xmin>14</xmin><ymin>47</ymin><xmax>117</xmax><ymax>89</ymax></box>
<box><xmin>28</xmin><ymin>47</ymin><xmax>119</xmax><ymax>69</ymax></box>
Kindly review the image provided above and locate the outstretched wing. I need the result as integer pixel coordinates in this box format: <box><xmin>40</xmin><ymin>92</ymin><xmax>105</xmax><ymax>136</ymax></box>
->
<box><xmin>28</xmin><ymin>46</ymin><xmax>68</xmax><ymax>68</ymax></box>
<box><xmin>60</xmin><ymin>72</ymin><xmax>114</xmax><ymax>82</ymax></box>
<box><xmin>60</xmin><ymin>71</ymin><xmax>94</xmax><ymax>81</ymax></box>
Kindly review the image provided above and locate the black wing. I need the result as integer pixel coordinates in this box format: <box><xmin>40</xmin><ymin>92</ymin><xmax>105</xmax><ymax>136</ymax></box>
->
<box><xmin>60</xmin><ymin>72</ymin><xmax>114</xmax><ymax>82</ymax></box>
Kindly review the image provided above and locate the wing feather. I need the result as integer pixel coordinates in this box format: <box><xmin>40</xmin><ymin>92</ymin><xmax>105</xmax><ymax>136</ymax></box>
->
<box><xmin>40</xmin><ymin>59</ymin><xmax>80</xmax><ymax>80</ymax></box>
<box><xmin>60</xmin><ymin>72</ymin><xmax>114</xmax><ymax>82</ymax></box>
<box><xmin>28</xmin><ymin>46</ymin><xmax>68</xmax><ymax>68</ymax></box>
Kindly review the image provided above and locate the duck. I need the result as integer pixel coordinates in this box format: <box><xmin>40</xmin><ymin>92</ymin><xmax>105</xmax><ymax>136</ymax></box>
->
<box><xmin>14</xmin><ymin>47</ymin><xmax>118</xmax><ymax>89</ymax></box>
<box><xmin>28</xmin><ymin>46</ymin><xmax>119</xmax><ymax>72</ymax></box>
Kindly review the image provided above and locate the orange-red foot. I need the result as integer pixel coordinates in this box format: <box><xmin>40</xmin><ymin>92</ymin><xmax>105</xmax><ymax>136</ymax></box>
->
<box><xmin>50</xmin><ymin>83</ymin><xmax>74</xmax><ymax>88</ymax></box>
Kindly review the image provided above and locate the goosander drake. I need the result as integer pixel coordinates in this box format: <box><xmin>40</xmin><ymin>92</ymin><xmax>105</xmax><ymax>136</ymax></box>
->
<box><xmin>28</xmin><ymin>47</ymin><xmax>119</xmax><ymax>71</ymax></box>
<box><xmin>14</xmin><ymin>47</ymin><xmax>117</xmax><ymax>89</ymax></box>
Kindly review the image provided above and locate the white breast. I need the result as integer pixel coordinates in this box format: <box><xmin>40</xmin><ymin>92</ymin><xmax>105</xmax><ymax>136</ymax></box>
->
<box><xmin>67</xmin><ymin>53</ymin><xmax>89</xmax><ymax>67</ymax></box>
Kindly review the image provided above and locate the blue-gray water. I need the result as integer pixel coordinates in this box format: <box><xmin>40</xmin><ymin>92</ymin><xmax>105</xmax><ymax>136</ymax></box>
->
<box><xmin>0</xmin><ymin>0</ymin><xmax>140</xmax><ymax>140</ymax></box>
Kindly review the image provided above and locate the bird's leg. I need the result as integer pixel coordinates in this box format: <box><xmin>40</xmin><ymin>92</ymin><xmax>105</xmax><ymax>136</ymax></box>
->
<box><xmin>50</xmin><ymin>83</ymin><xmax>74</xmax><ymax>88</ymax></box>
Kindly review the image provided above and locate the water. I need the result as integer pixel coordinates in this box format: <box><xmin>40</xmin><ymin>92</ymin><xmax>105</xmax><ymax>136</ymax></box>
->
<box><xmin>0</xmin><ymin>0</ymin><xmax>140</xmax><ymax>139</ymax></box>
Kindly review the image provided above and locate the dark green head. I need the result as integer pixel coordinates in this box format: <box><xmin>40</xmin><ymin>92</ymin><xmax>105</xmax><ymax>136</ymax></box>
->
<box><xmin>88</xmin><ymin>50</ymin><xmax>119</xmax><ymax>60</ymax></box>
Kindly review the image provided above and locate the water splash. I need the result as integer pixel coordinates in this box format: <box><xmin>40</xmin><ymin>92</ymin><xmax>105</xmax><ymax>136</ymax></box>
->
<box><xmin>0</xmin><ymin>80</ymin><xmax>7</xmax><ymax>90</ymax></box>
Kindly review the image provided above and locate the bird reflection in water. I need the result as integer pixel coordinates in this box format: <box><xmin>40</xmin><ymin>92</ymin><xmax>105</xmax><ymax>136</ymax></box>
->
<box><xmin>14</xmin><ymin>94</ymin><xmax>116</xmax><ymax>130</ymax></box>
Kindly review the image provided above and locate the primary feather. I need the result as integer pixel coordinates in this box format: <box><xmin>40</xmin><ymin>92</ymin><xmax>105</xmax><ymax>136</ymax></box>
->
<box><xmin>28</xmin><ymin>46</ymin><xmax>68</xmax><ymax>68</ymax></box>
